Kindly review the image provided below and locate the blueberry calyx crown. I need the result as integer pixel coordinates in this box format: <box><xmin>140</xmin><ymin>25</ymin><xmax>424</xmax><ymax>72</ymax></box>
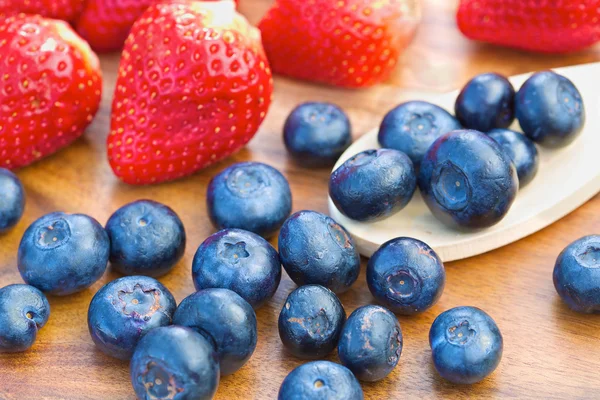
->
<box><xmin>385</xmin><ymin>268</ymin><xmax>422</xmax><ymax>304</ymax></box>
<box><xmin>445</xmin><ymin>319</ymin><xmax>476</xmax><ymax>346</ymax></box>
<box><xmin>327</xmin><ymin>222</ymin><xmax>352</xmax><ymax>250</ymax></box>
<box><xmin>431</xmin><ymin>161</ymin><xmax>471</xmax><ymax>211</ymax></box>
<box><xmin>576</xmin><ymin>242</ymin><xmax>600</xmax><ymax>269</ymax></box>
<box><xmin>116</xmin><ymin>284</ymin><xmax>161</xmax><ymax>320</ymax></box>
<box><xmin>557</xmin><ymin>80</ymin><xmax>583</xmax><ymax>116</ymax></box>
<box><xmin>226</xmin><ymin>165</ymin><xmax>270</xmax><ymax>198</ymax></box>
<box><xmin>35</xmin><ymin>218</ymin><xmax>71</xmax><ymax>250</ymax></box>
<box><xmin>407</xmin><ymin>112</ymin><xmax>438</xmax><ymax>136</ymax></box>
<box><xmin>139</xmin><ymin>360</ymin><xmax>182</xmax><ymax>400</ymax></box>
<box><xmin>219</xmin><ymin>241</ymin><xmax>250</xmax><ymax>264</ymax></box>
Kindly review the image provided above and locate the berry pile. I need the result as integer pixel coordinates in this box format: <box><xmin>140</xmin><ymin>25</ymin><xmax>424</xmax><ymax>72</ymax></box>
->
<box><xmin>330</xmin><ymin>70</ymin><xmax>585</xmax><ymax>229</ymax></box>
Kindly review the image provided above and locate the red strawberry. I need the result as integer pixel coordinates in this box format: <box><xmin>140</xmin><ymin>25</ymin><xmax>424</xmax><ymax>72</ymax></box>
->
<box><xmin>75</xmin><ymin>0</ymin><xmax>158</xmax><ymax>53</ymax></box>
<box><xmin>76</xmin><ymin>0</ymin><xmax>239</xmax><ymax>53</ymax></box>
<box><xmin>258</xmin><ymin>0</ymin><xmax>420</xmax><ymax>88</ymax></box>
<box><xmin>0</xmin><ymin>0</ymin><xmax>86</xmax><ymax>22</ymax></box>
<box><xmin>0</xmin><ymin>14</ymin><xmax>102</xmax><ymax>169</ymax></box>
<box><xmin>457</xmin><ymin>0</ymin><xmax>600</xmax><ymax>53</ymax></box>
<box><xmin>108</xmin><ymin>1</ymin><xmax>273</xmax><ymax>185</ymax></box>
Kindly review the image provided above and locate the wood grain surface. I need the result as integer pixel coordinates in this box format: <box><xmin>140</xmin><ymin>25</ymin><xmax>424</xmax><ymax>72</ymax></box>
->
<box><xmin>2</xmin><ymin>1</ymin><xmax>600</xmax><ymax>399</ymax></box>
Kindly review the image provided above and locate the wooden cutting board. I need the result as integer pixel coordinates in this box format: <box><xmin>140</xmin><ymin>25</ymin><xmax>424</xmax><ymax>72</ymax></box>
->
<box><xmin>2</xmin><ymin>1</ymin><xmax>600</xmax><ymax>399</ymax></box>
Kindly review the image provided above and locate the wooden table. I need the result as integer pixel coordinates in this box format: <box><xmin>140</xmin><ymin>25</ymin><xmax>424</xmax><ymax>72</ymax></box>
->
<box><xmin>2</xmin><ymin>0</ymin><xmax>600</xmax><ymax>398</ymax></box>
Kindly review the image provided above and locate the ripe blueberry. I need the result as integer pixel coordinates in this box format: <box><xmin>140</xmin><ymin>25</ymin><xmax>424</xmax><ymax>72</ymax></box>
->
<box><xmin>88</xmin><ymin>276</ymin><xmax>176</xmax><ymax>360</ymax></box>
<box><xmin>367</xmin><ymin>237</ymin><xmax>445</xmax><ymax>315</ymax></box>
<box><xmin>18</xmin><ymin>212</ymin><xmax>110</xmax><ymax>295</ymax></box>
<box><xmin>430</xmin><ymin>306</ymin><xmax>503</xmax><ymax>384</ymax></box>
<box><xmin>207</xmin><ymin>162</ymin><xmax>292</xmax><ymax>238</ymax></box>
<box><xmin>192</xmin><ymin>228</ymin><xmax>281</xmax><ymax>309</ymax></box>
<box><xmin>329</xmin><ymin>149</ymin><xmax>416</xmax><ymax>222</ymax></box>
<box><xmin>106</xmin><ymin>200</ymin><xmax>186</xmax><ymax>277</ymax></box>
<box><xmin>419</xmin><ymin>130</ymin><xmax>518</xmax><ymax>229</ymax></box>
<box><xmin>0</xmin><ymin>168</ymin><xmax>25</xmax><ymax>233</ymax></box>
<box><xmin>278</xmin><ymin>285</ymin><xmax>346</xmax><ymax>359</ymax></box>
<box><xmin>338</xmin><ymin>305</ymin><xmax>402</xmax><ymax>382</ymax></box>
<box><xmin>278</xmin><ymin>211</ymin><xmax>360</xmax><ymax>294</ymax></box>
<box><xmin>283</xmin><ymin>102</ymin><xmax>352</xmax><ymax>166</ymax></box>
<box><xmin>174</xmin><ymin>288</ymin><xmax>257</xmax><ymax>375</ymax></box>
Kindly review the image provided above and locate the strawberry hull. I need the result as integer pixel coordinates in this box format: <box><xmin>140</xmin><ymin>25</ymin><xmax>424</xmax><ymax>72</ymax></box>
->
<box><xmin>107</xmin><ymin>1</ymin><xmax>273</xmax><ymax>185</ymax></box>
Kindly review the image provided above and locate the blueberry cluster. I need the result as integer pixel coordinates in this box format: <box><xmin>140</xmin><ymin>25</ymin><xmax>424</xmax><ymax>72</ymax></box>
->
<box><xmin>0</xmin><ymin>69</ymin><xmax>593</xmax><ymax>398</ymax></box>
<box><xmin>329</xmin><ymin>70</ymin><xmax>584</xmax><ymax>229</ymax></box>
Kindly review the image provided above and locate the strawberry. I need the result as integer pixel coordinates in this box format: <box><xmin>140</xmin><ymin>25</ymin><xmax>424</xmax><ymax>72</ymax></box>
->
<box><xmin>75</xmin><ymin>0</ymin><xmax>158</xmax><ymax>53</ymax></box>
<box><xmin>457</xmin><ymin>0</ymin><xmax>600</xmax><ymax>53</ymax></box>
<box><xmin>0</xmin><ymin>0</ymin><xmax>86</xmax><ymax>23</ymax></box>
<box><xmin>108</xmin><ymin>1</ymin><xmax>273</xmax><ymax>185</ymax></box>
<box><xmin>76</xmin><ymin>0</ymin><xmax>240</xmax><ymax>53</ymax></box>
<box><xmin>0</xmin><ymin>13</ymin><xmax>102</xmax><ymax>169</ymax></box>
<box><xmin>258</xmin><ymin>0</ymin><xmax>420</xmax><ymax>88</ymax></box>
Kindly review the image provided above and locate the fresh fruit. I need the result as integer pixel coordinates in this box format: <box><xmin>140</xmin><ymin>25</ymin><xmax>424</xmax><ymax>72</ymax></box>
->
<box><xmin>378</xmin><ymin>101</ymin><xmax>462</xmax><ymax>168</ymax></box>
<box><xmin>329</xmin><ymin>149</ymin><xmax>416</xmax><ymax>222</ymax></box>
<box><xmin>18</xmin><ymin>212</ymin><xmax>110</xmax><ymax>295</ymax></box>
<box><xmin>88</xmin><ymin>276</ymin><xmax>177</xmax><ymax>360</ymax></box>
<box><xmin>338</xmin><ymin>305</ymin><xmax>402</xmax><ymax>382</ymax></box>
<box><xmin>192</xmin><ymin>229</ymin><xmax>281</xmax><ymax>309</ymax></box>
<box><xmin>430</xmin><ymin>306</ymin><xmax>503</xmax><ymax>384</ymax></box>
<box><xmin>455</xmin><ymin>73</ymin><xmax>515</xmax><ymax>133</ymax></box>
<box><xmin>0</xmin><ymin>0</ymin><xmax>86</xmax><ymax>22</ymax></box>
<box><xmin>418</xmin><ymin>130</ymin><xmax>518</xmax><ymax>229</ymax></box>
<box><xmin>259</xmin><ymin>0</ymin><xmax>420</xmax><ymax>88</ymax></box>
<box><xmin>367</xmin><ymin>237</ymin><xmax>445</xmax><ymax>315</ymax></box>
<box><xmin>174</xmin><ymin>288</ymin><xmax>257</xmax><ymax>375</ymax></box>
<box><xmin>278</xmin><ymin>210</ymin><xmax>360</xmax><ymax>294</ymax></box>
<box><xmin>0</xmin><ymin>284</ymin><xmax>50</xmax><ymax>353</ymax></box>
<box><xmin>0</xmin><ymin>14</ymin><xmax>102</xmax><ymax>170</ymax></box>
<box><xmin>278</xmin><ymin>285</ymin><xmax>346</xmax><ymax>359</ymax></box>
<box><xmin>457</xmin><ymin>0</ymin><xmax>600</xmax><ymax>53</ymax></box>
<box><xmin>105</xmin><ymin>199</ymin><xmax>186</xmax><ymax>277</ymax></box>
<box><xmin>284</xmin><ymin>102</ymin><xmax>352</xmax><ymax>166</ymax></box>
<box><xmin>130</xmin><ymin>326</ymin><xmax>220</xmax><ymax>400</ymax></box>
<box><xmin>75</xmin><ymin>0</ymin><xmax>158</xmax><ymax>53</ymax></box>
<box><xmin>516</xmin><ymin>71</ymin><xmax>585</xmax><ymax>148</ymax></box>
<box><xmin>207</xmin><ymin>162</ymin><xmax>292</xmax><ymax>238</ymax></box>
<box><xmin>488</xmin><ymin>129</ymin><xmax>539</xmax><ymax>188</ymax></box>
<box><xmin>0</xmin><ymin>168</ymin><xmax>24</xmax><ymax>232</ymax></box>
<box><xmin>553</xmin><ymin>235</ymin><xmax>600</xmax><ymax>313</ymax></box>
<box><xmin>278</xmin><ymin>361</ymin><xmax>364</xmax><ymax>400</ymax></box>
<box><xmin>108</xmin><ymin>1</ymin><xmax>273</xmax><ymax>185</ymax></box>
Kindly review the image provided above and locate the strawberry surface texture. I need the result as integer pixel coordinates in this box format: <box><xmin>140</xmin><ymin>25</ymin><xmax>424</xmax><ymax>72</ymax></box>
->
<box><xmin>0</xmin><ymin>13</ymin><xmax>102</xmax><ymax>169</ymax></box>
<box><xmin>259</xmin><ymin>0</ymin><xmax>420</xmax><ymax>88</ymax></box>
<box><xmin>457</xmin><ymin>0</ymin><xmax>600</xmax><ymax>53</ymax></box>
<box><xmin>108</xmin><ymin>1</ymin><xmax>273</xmax><ymax>185</ymax></box>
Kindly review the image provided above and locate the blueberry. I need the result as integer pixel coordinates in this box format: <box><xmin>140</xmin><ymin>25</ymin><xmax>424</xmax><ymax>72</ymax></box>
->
<box><xmin>18</xmin><ymin>212</ymin><xmax>110</xmax><ymax>295</ymax></box>
<box><xmin>553</xmin><ymin>235</ymin><xmax>600</xmax><ymax>313</ymax></box>
<box><xmin>329</xmin><ymin>149</ymin><xmax>416</xmax><ymax>222</ymax></box>
<box><xmin>283</xmin><ymin>102</ymin><xmax>352</xmax><ymax>166</ymax></box>
<box><xmin>278</xmin><ymin>211</ymin><xmax>360</xmax><ymax>294</ymax></box>
<box><xmin>455</xmin><ymin>73</ymin><xmax>515</xmax><ymax>132</ymax></box>
<box><xmin>130</xmin><ymin>326</ymin><xmax>219</xmax><ymax>400</ymax></box>
<box><xmin>516</xmin><ymin>71</ymin><xmax>585</xmax><ymax>148</ymax></box>
<box><xmin>278</xmin><ymin>285</ymin><xmax>346</xmax><ymax>359</ymax></box>
<box><xmin>418</xmin><ymin>130</ymin><xmax>518</xmax><ymax>229</ymax></box>
<box><xmin>488</xmin><ymin>129</ymin><xmax>539</xmax><ymax>187</ymax></box>
<box><xmin>105</xmin><ymin>200</ymin><xmax>186</xmax><ymax>277</ymax></box>
<box><xmin>338</xmin><ymin>305</ymin><xmax>402</xmax><ymax>382</ymax></box>
<box><xmin>0</xmin><ymin>284</ymin><xmax>50</xmax><ymax>353</ymax></box>
<box><xmin>173</xmin><ymin>288</ymin><xmax>257</xmax><ymax>375</ymax></box>
<box><xmin>429</xmin><ymin>306</ymin><xmax>503</xmax><ymax>384</ymax></box>
<box><xmin>192</xmin><ymin>228</ymin><xmax>281</xmax><ymax>309</ymax></box>
<box><xmin>88</xmin><ymin>276</ymin><xmax>176</xmax><ymax>360</ymax></box>
<box><xmin>0</xmin><ymin>169</ymin><xmax>25</xmax><ymax>233</ymax></box>
<box><xmin>278</xmin><ymin>360</ymin><xmax>364</xmax><ymax>400</ymax></box>
<box><xmin>207</xmin><ymin>162</ymin><xmax>292</xmax><ymax>238</ymax></box>
<box><xmin>367</xmin><ymin>237</ymin><xmax>445</xmax><ymax>315</ymax></box>
<box><xmin>378</xmin><ymin>101</ymin><xmax>462</xmax><ymax>168</ymax></box>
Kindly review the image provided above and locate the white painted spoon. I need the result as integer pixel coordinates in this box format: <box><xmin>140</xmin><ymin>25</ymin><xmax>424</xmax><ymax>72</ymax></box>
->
<box><xmin>328</xmin><ymin>62</ymin><xmax>600</xmax><ymax>262</ymax></box>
